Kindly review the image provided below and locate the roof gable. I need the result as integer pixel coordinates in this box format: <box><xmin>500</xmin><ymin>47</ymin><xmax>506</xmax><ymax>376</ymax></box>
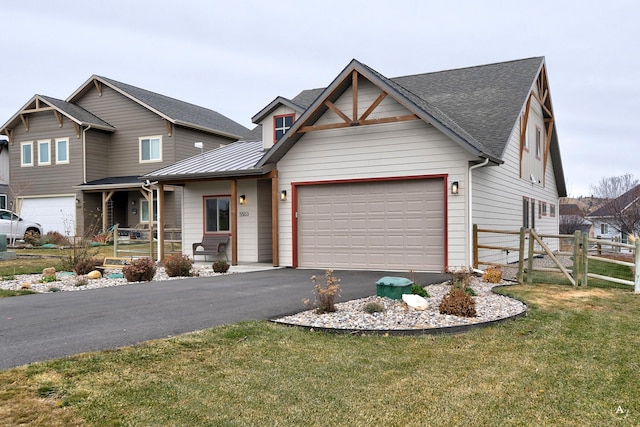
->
<box><xmin>68</xmin><ymin>75</ymin><xmax>249</xmax><ymax>139</ymax></box>
<box><xmin>0</xmin><ymin>94</ymin><xmax>115</xmax><ymax>142</ymax></box>
<box><xmin>251</xmin><ymin>96</ymin><xmax>307</xmax><ymax>124</ymax></box>
<box><xmin>257</xmin><ymin>58</ymin><xmax>546</xmax><ymax>167</ymax></box>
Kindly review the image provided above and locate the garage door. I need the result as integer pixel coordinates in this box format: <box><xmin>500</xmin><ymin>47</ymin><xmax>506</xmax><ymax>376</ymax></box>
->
<box><xmin>297</xmin><ymin>179</ymin><xmax>445</xmax><ymax>271</ymax></box>
<box><xmin>20</xmin><ymin>196</ymin><xmax>75</xmax><ymax>235</ymax></box>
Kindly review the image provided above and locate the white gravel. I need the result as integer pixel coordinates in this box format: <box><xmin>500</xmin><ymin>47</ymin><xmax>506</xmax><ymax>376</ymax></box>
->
<box><xmin>0</xmin><ymin>266</ymin><xmax>226</xmax><ymax>293</ymax></box>
<box><xmin>273</xmin><ymin>278</ymin><xmax>527</xmax><ymax>332</ymax></box>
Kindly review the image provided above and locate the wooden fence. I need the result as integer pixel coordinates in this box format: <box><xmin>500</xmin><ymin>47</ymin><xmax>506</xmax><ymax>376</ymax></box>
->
<box><xmin>111</xmin><ymin>224</ymin><xmax>181</xmax><ymax>259</ymax></box>
<box><xmin>473</xmin><ymin>225</ymin><xmax>640</xmax><ymax>293</ymax></box>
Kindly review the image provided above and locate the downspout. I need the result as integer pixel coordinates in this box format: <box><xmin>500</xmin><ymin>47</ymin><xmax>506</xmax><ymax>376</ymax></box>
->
<box><xmin>468</xmin><ymin>157</ymin><xmax>490</xmax><ymax>268</ymax></box>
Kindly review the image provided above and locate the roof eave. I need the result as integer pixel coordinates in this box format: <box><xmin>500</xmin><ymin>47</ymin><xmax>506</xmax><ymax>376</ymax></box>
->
<box><xmin>142</xmin><ymin>164</ymin><xmax>275</xmax><ymax>182</ymax></box>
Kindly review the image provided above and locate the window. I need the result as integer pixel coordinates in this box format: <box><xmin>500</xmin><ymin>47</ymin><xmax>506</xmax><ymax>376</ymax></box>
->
<box><xmin>274</xmin><ymin>114</ymin><xmax>294</xmax><ymax>142</ymax></box>
<box><xmin>56</xmin><ymin>138</ymin><xmax>69</xmax><ymax>164</ymax></box>
<box><xmin>550</xmin><ymin>204</ymin><xmax>556</xmax><ymax>217</ymax></box>
<box><xmin>0</xmin><ymin>194</ymin><xmax>6</xmax><ymax>210</ymax></box>
<box><xmin>535</xmin><ymin>127</ymin><xmax>542</xmax><ymax>159</ymax></box>
<box><xmin>541</xmin><ymin>202</ymin><xmax>547</xmax><ymax>217</ymax></box>
<box><xmin>139</xmin><ymin>136</ymin><xmax>162</xmax><ymax>163</ymax></box>
<box><xmin>522</xmin><ymin>197</ymin><xmax>530</xmax><ymax>228</ymax></box>
<box><xmin>20</xmin><ymin>142</ymin><xmax>33</xmax><ymax>167</ymax></box>
<box><xmin>523</xmin><ymin>123</ymin><xmax>529</xmax><ymax>151</ymax></box>
<box><xmin>204</xmin><ymin>196</ymin><xmax>230</xmax><ymax>233</ymax></box>
<box><xmin>140</xmin><ymin>199</ymin><xmax>158</xmax><ymax>223</ymax></box>
<box><xmin>38</xmin><ymin>140</ymin><xmax>51</xmax><ymax>165</ymax></box>
<box><xmin>601</xmin><ymin>223</ymin><xmax>609</xmax><ymax>235</ymax></box>
<box><xmin>530</xmin><ymin>198</ymin><xmax>536</xmax><ymax>229</ymax></box>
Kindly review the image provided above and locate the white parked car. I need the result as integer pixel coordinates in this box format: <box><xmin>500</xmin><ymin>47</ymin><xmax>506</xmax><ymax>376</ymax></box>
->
<box><xmin>0</xmin><ymin>209</ymin><xmax>44</xmax><ymax>241</ymax></box>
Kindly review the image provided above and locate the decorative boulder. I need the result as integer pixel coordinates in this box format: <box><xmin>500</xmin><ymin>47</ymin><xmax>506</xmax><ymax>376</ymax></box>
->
<box><xmin>42</xmin><ymin>267</ymin><xmax>56</xmax><ymax>277</ymax></box>
<box><xmin>20</xmin><ymin>282</ymin><xmax>32</xmax><ymax>290</ymax></box>
<box><xmin>87</xmin><ymin>270</ymin><xmax>102</xmax><ymax>280</ymax></box>
<box><xmin>402</xmin><ymin>294</ymin><xmax>429</xmax><ymax>311</ymax></box>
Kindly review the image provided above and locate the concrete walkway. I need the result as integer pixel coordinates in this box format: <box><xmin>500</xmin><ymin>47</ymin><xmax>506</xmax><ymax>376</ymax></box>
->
<box><xmin>0</xmin><ymin>268</ymin><xmax>449</xmax><ymax>371</ymax></box>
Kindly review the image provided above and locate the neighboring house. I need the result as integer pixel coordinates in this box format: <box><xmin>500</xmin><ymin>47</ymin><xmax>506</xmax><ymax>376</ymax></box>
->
<box><xmin>587</xmin><ymin>185</ymin><xmax>640</xmax><ymax>243</ymax></box>
<box><xmin>0</xmin><ymin>77</ymin><xmax>249</xmax><ymax>237</ymax></box>
<box><xmin>0</xmin><ymin>138</ymin><xmax>9</xmax><ymax>209</ymax></box>
<box><xmin>145</xmin><ymin>57</ymin><xmax>566</xmax><ymax>271</ymax></box>
<box><xmin>559</xmin><ymin>202</ymin><xmax>591</xmax><ymax>235</ymax></box>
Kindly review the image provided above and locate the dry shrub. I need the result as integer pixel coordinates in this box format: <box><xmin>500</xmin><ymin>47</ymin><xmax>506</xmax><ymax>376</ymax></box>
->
<box><xmin>482</xmin><ymin>266</ymin><xmax>503</xmax><ymax>283</ymax></box>
<box><xmin>308</xmin><ymin>270</ymin><xmax>341</xmax><ymax>314</ymax></box>
<box><xmin>74</xmin><ymin>258</ymin><xmax>102</xmax><ymax>275</ymax></box>
<box><xmin>439</xmin><ymin>288</ymin><xmax>476</xmax><ymax>317</ymax></box>
<box><xmin>164</xmin><ymin>253</ymin><xmax>193</xmax><ymax>277</ymax></box>
<box><xmin>123</xmin><ymin>257</ymin><xmax>157</xmax><ymax>282</ymax></box>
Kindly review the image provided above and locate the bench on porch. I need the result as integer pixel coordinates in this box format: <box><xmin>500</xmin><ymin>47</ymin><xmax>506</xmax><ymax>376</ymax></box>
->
<box><xmin>192</xmin><ymin>235</ymin><xmax>229</xmax><ymax>261</ymax></box>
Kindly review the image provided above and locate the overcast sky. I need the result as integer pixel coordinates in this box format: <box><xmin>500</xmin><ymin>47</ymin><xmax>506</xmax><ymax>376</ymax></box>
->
<box><xmin>1</xmin><ymin>1</ymin><xmax>637</xmax><ymax>197</ymax></box>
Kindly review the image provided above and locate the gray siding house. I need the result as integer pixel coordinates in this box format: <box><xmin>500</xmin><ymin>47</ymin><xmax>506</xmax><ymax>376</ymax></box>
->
<box><xmin>145</xmin><ymin>57</ymin><xmax>566</xmax><ymax>271</ymax></box>
<box><xmin>0</xmin><ymin>76</ymin><xmax>248</xmax><ymax>237</ymax></box>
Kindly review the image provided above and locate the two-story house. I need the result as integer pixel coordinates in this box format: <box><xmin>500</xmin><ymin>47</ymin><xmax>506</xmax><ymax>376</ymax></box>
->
<box><xmin>0</xmin><ymin>76</ymin><xmax>248</xmax><ymax>238</ymax></box>
<box><xmin>144</xmin><ymin>56</ymin><xmax>566</xmax><ymax>271</ymax></box>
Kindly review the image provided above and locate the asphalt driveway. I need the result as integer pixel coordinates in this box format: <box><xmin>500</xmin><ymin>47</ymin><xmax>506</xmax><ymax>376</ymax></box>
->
<box><xmin>0</xmin><ymin>268</ymin><xmax>448</xmax><ymax>371</ymax></box>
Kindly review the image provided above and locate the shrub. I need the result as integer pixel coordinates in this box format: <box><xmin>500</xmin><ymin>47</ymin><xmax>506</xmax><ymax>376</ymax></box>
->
<box><xmin>483</xmin><ymin>266</ymin><xmax>503</xmax><ymax>284</ymax></box>
<box><xmin>42</xmin><ymin>231</ymin><xmax>72</xmax><ymax>246</ymax></box>
<box><xmin>24</xmin><ymin>230</ymin><xmax>41</xmax><ymax>246</ymax></box>
<box><xmin>363</xmin><ymin>301</ymin><xmax>385</xmax><ymax>314</ymax></box>
<box><xmin>75</xmin><ymin>276</ymin><xmax>88</xmax><ymax>287</ymax></box>
<box><xmin>212</xmin><ymin>259</ymin><xmax>230</xmax><ymax>273</ymax></box>
<box><xmin>164</xmin><ymin>253</ymin><xmax>194</xmax><ymax>277</ymax></box>
<box><xmin>39</xmin><ymin>275</ymin><xmax>57</xmax><ymax>283</ymax></box>
<box><xmin>411</xmin><ymin>284</ymin><xmax>430</xmax><ymax>298</ymax></box>
<box><xmin>309</xmin><ymin>270</ymin><xmax>341</xmax><ymax>314</ymax></box>
<box><xmin>449</xmin><ymin>267</ymin><xmax>476</xmax><ymax>296</ymax></box>
<box><xmin>74</xmin><ymin>258</ymin><xmax>102</xmax><ymax>275</ymax></box>
<box><xmin>439</xmin><ymin>288</ymin><xmax>476</xmax><ymax>317</ymax></box>
<box><xmin>122</xmin><ymin>258</ymin><xmax>157</xmax><ymax>282</ymax></box>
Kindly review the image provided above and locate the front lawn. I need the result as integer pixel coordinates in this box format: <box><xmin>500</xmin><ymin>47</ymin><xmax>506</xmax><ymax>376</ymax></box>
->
<box><xmin>0</xmin><ymin>284</ymin><xmax>638</xmax><ymax>425</ymax></box>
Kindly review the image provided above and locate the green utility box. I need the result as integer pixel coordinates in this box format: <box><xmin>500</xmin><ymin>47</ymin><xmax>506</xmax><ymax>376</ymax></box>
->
<box><xmin>376</xmin><ymin>276</ymin><xmax>413</xmax><ymax>300</ymax></box>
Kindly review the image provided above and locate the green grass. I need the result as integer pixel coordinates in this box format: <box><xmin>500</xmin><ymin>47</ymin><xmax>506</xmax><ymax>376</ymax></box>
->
<box><xmin>0</xmin><ymin>288</ymin><xmax>36</xmax><ymax>298</ymax></box>
<box><xmin>0</xmin><ymin>284</ymin><xmax>639</xmax><ymax>425</ymax></box>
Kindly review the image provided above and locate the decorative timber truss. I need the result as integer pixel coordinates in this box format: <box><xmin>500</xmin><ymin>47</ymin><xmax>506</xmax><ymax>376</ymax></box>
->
<box><xmin>298</xmin><ymin>70</ymin><xmax>420</xmax><ymax>134</ymax></box>
<box><xmin>519</xmin><ymin>64</ymin><xmax>555</xmax><ymax>185</ymax></box>
<box><xmin>1</xmin><ymin>96</ymin><xmax>83</xmax><ymax>145</ymax></box>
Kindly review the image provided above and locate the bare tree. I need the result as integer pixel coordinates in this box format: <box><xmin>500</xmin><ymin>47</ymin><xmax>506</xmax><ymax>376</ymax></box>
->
<box><xmin>559</xmin><ymin>215</ymin><xmax>590</xmax><ymax>235</ymax></box>
<box><xmin>589</xmin><ymin>174</ymin><xmax>640</xmax><ymax>238</ymax></box>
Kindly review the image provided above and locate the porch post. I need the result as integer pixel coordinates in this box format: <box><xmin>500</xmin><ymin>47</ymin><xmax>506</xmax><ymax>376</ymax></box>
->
<box><xmin>231</xmin><ymin>179</ymin><xmax>238</xmax><ymax>265</ymax></box>
<box><xmin>271</xmin><ymin>171</ymin><xmax>279</xmax><ymax>267</ymax></box>
<box><xmin>158</xmin><ymin>183</ymin><xmax>165</xmax><ymax>262</ymax></box>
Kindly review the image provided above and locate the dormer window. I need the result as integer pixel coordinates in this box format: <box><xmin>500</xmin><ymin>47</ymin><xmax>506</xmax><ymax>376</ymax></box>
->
<box><xmin>274</xmin><ymin>114</ymin><xmax>294</xmax><ymax>142</ymax></box>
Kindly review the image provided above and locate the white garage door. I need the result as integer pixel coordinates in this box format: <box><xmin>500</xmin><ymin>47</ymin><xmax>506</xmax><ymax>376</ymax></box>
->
<box><xmin>20</xmin><ymin>197</ymin><xmax>75</xmax><ymax>235</ymax></box>
<box><xmin>297</xmin><ymin>179</ymin><xmax>445</xmax><ymax>271</ymax></box>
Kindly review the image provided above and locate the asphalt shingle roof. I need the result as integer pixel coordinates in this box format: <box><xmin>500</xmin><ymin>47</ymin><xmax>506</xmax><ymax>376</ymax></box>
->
<box><xmin>93</xmin><ymin>76</ymin><xmax>250</xmax><ymax>138</ymax></box>
<box><xmin>39</xmin><ymin>95</ymin><xmax>115</xmax><ymax>131</ymax></box>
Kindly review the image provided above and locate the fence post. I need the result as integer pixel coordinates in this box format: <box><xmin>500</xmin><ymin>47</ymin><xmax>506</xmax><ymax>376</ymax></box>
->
<box><xmin>573</xmin><ymin>230</ymin><xmax>581</xmax><ymax>285</ymax></box>
<box><xmin>113</xmin><ymin>224</ymin><xmax>119</xmax><ymax>257</ymax></box>
<box><xmin>635</xmin><ymin>239</ymin><xmax>640</xmax><ymax>293</ymax></box>
<box><xmin>582</xmin><ymin>233</ymin><xmax>589</xmax><ymax>287</ymax></box>
<box><xmin>517</xmin><ymin>227</ymin><xmax>525</xmax><ymax>284</ymax></box>
<box><xmin>473</xmin><ymin>224</ymin><xmax>479</xmax><ymax>269</ymax></box>
<box><xmin>527</xmin><ymin>230</ymin><xmax>534</xmax><ymax>284</ymax></box>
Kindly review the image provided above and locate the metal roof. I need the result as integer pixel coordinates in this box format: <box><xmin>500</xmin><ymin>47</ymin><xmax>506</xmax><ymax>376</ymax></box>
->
<box><xmin>143</xmin><ymin>140</ymin><xmax>270</xmax><ymax>181</ymax></box>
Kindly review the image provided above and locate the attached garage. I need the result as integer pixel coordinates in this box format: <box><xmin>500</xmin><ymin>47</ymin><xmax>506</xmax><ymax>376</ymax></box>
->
<box><xmin>19</xmin><ymin>196</ymin><xmax>75</xmax><ymax>235</ymax></box>
<box><xmin>295</xmin><ymin>178</ymin><xmax>446</xmax><ymax>271</ymax></box>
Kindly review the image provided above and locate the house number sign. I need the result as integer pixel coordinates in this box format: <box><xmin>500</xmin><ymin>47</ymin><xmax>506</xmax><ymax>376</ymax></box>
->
<box><xmin>239</xmin><ymin>211</ymin><xmax>249</xmax><ymax>217</ymax></box>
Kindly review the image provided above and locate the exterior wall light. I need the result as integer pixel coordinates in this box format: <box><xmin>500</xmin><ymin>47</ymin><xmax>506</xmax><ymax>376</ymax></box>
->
<box><xmin>239</xmin><ymin>195</ymin><xmax>246</xmax><ymax>205</ymax></box>
<box><xmin>280</xmin><ymin>190</ymin><xmax>287</xmax><ymax>201</ymax></box>
<box><xmin>451</xmin><ymin>181</ymin><xmax>459</xmax><ymax>195</ymax></box>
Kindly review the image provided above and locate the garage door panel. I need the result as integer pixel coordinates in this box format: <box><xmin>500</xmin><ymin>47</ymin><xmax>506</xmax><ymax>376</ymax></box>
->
<box><xmin>20</xmin><ymin>197</ymin><xmax>75</xmax><ymax>236</ymax></box>
<box><xmin>297</xmin><ymin>179</ymin><xmax>445</xmax><ymax>271</ymax></box>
